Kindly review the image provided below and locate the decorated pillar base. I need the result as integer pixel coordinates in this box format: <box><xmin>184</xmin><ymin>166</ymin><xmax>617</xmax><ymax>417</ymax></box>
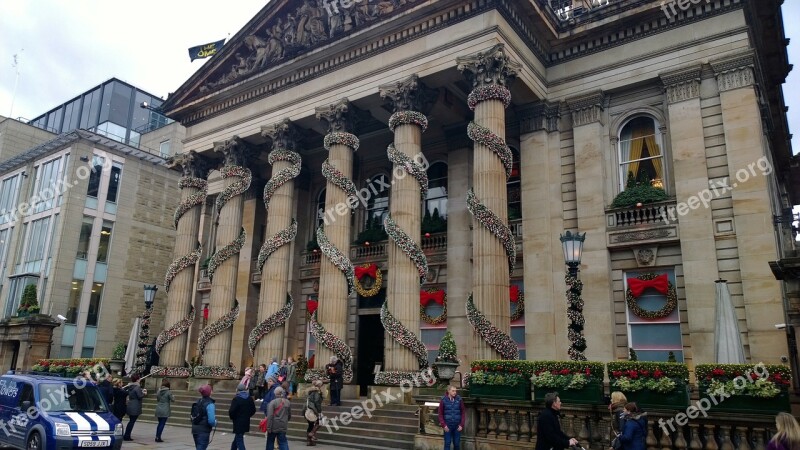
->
<box><xmin>149</xmin><ymin>366</ymin><xmax>192</xmax><ymax>378</ymax></box>
<box><xmin>193</xmin><ymin>365</ymin><xmax>239</xmax><ymax>379</ymax></box>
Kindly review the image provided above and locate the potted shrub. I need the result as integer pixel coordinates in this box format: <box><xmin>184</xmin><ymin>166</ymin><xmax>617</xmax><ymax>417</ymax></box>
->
<box><xmin>17</xmin><ymin>285</ymin><xmax>40</xmax><ymax>317</ymax></box>
<box><xmin>695</xmin><ymin>363</ymin><xmax>792</xmax><ymax>414</ymax></box>
<box><xmin>607</xmin><ymin>361</ymin><xmax>690</xmax><ymax>410</ymax></box>
<box><xmin>530</xmin><ymin>361</ymin><xmax>605</xmax><ymax>405</ymax></box>
<box><xmin>109</xmin><ymin>343</ymin><xmax>126</xmax><ymax>374</ymax></box>
<box><xmin>433</xmin><ymin>331</ymin><xmax>460</xmax><ymax>382</ymax></box>
<box><xmin>469</xmin><ymin>360</ymin><xmax>532</xmax><ymax>401</ymax></box>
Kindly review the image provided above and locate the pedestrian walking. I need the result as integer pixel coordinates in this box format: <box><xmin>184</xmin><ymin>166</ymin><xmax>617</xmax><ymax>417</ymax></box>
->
<box><xmin>241</xmin><ymin>366</ymin><xmax>254</xmax><ymax>389</ymax></box>
<box><xmin>767</xmin><ymin>412</ymin><xmax>800</xmax><ymax>450</ymax></box>
<box><xmin>98</xmin><ymin>374</ymin><xmax>114</xmax><ymax>406</ymax></box>
<box><xmin>111</xmin><ymin>379</ymin><xmax>127</xmax><ymax>421</ymax></box>
<box><xmin>438</xmin><ymin>385</ymin><xmax>465</xmax><ymax>450</ymax></box>
<box><xmin>619</xmin><ymin>402</ymin><xmax>647</xmax><ymax>450</ymax></box>
<box><xmin>609</xmin><ymin>391</ymin><xmax>628</xmax><ymax>448</ymax></box>
<box><xmin>192</xmin><ymin>384</ymin><xmax>217</xmax><ymax>450</ymax></box>
<box><xmin>534</xmin><ymin>392</ymin><xmax>579</xmax><ymax>450</ymax></box>
<box><xmin>325</xmin><ymin>356</ymin><xmax>343</xmax><ymax>406</ymax></box>
<box><xmin>286</xmin><ymin>357</ymin><xmax>298</xmax><ymax>399</ymax></box>
<box><xmin>266</xmin><ymin>387</ymin><xmax>292</xmax><ymax>450</ymax></box>
<box><xmin>123</xmin><ymin>374</ymin><xmax>146</xmax><ymax>441</ymax></box>
<box><xmin>256</xmin><ymin>364</ymin><xmax>267</xmax><ymax>399</ymax></box>
<box><xmin>228</xmin><ymin>383</ymin><xmax>256</xmax><ymax>450</ymax></box>
<box><xmin>304</xmin><ymin>380</ymin><xmax>324</xmax><ymax>446</ymax></box>
<box><xmin>154</xmin><ymin>379</ymin><xmax>174</xmax><ymax>442</ymax></box>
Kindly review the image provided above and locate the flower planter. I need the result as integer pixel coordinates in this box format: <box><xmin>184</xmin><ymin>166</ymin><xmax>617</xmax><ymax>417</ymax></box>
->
<box><xmin>533</xmin><ymin>380</ymin><xmax>604</xmax><ymax>405</ymax></box>
<box><xmin>622</xmin><ymin>385</ymin><xmax>689</xmax><ymax>411</ymax></box>
<box><xmin>108</xmin><ymin>359</ymin><xmax>125</xmax><ymax>375</ymax></box>
<box><xmin>698</xmin><ymin>390</ymin><xmax>790</xmax><ymax>415</ymax></box>
<box><xmin>434</xmin><ymin>362</ymin><xmax>459</xmax><ymax>382</ymax></box>
<box><xmin>470</xmin><ymin>382</ymin><xmax>531</xmax><ymax>401</ymax></box>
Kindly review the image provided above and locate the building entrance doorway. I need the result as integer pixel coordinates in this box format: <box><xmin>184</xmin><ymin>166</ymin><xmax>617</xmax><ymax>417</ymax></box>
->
<box><xmin>357</xmin><ymin>314</ymin><xmax>384</xmax><ymax>396</ymax></box>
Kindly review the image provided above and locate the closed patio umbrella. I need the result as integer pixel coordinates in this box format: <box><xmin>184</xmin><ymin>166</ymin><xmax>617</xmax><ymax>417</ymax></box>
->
<box><xmin>714</xmin><ymin>279</ymin><xmax>745</xmax><ymax>363</ymax></box>
<box><xmin>124</xmin><ymin>317</ymin><xmax>141</xmax><ymax>375</ymax></box>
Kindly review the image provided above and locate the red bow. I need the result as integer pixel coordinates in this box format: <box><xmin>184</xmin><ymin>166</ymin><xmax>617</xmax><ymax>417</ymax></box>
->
<box><xmin>420</xmin><ymin>290</ymin><xmax>445</xmax><ymax>306</ymax></box>
<box><xmin>510</xmin><ymin>285</ymin><xmax>521</xmax><ymax>303</ymax></box>
<box><xmin>355</xmin><ymin>264</ymin><xmax>378</xmax><ymax>280</ymax></box>
<box><xmin>627</xmin><ymin>274</ymin><xmax>669</xmax><ymax>297</ymax></box>
<box><xmin>307</xmin><ymin>300</ymin><xmax>318</xmax><ymax>315</ymax></box>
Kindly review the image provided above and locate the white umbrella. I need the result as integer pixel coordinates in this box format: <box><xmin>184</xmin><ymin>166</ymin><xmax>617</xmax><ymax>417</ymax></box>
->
<box><xmin>124</xmin><ymin>317</ymin><xmax>141</xmax><ymax>375</ymax></box>
<box><xmin>714</xmin><ymin>279</ymin><xmax>745</xmax><ymax>363</ymax></box>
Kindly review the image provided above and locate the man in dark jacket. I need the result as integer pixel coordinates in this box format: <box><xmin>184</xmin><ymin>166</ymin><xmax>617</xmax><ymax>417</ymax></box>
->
<box><xmin>620</xmin><ymin>403</ymin><xmax>647</xmax><ymax>450</ymax></box>
<box><xmin>438</xmin><ymin>386</ymin><xmax>466</xmax><ymax>450</ymax></box>
<box><xmin>192</xmin><ymin>384</ymin><xmax>217</xmax><ymax>450</ymax></box>
<box><xmin>97</xmin><ymin>374</ymin><xmax>114</xmax><ymax>406</ymax></box>
<box><xmin>535</xmin><ymin>392</ymin><xmax>579</xmax><ymax>450</ymax></box>
<box><xmin>228</xmin><ymin>383</ymin><xmax>256</xmax><ymax>450</ymax></box>
<box><xmin>325</xmin><ymin>356</ymin><xmax>343</xmax><ymax>406</ymax></box>
<box><xmin>259</xmin><ymin>377</ymin><xmax>279</xmax><ymax>414</ymax></box>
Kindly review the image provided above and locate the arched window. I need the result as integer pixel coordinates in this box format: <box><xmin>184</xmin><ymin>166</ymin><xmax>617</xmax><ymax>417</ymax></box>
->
<box><xmin>507</xmin><ymin>147</ymin><xmax>521</xmax><ymax>220</ymax></box>
<box><xmin>364</xmin><ymin>174</ymin><xmax>389</xmax><ymax>230</ymax></box>
<box><xmin>618</xmin><ymin>116</ymin><xmax>665</xmax><ymax>191</ymax></box>
<box><xmin>425</xmin><ymin>162</ymin><xmax>448</xmax><ymax>220</ymax></box>
<box><xmin>315</xmin><ymin>188</ymin><xmax>326</xmax><ymax>230</ymax></box>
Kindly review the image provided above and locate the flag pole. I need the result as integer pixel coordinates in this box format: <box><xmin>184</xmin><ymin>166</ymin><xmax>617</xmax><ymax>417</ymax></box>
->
<box><xmin>9</xmin><ymin>49</ymin><xmax>23</xmax><ymax>119</ymax></box>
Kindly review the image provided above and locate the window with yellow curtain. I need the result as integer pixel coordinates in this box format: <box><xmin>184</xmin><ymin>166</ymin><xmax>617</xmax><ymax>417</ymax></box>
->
<box><xmin>618</xmin><ymin>116</ymin><xmax>665</xmax><ymax>191</ymax></box>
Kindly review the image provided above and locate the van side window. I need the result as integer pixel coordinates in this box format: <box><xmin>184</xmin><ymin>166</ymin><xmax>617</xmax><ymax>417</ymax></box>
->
<box><xmin>18</xmin><ymin>384</ymin><xmax>33</xmax><ymax>407</ymax></box>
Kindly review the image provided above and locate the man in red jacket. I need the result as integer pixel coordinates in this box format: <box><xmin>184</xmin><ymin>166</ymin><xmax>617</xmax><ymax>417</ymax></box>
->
<box><xmin>438</xmin><ymin>386</ymin><xmax>465</xmax><ymax>450</ymax></box>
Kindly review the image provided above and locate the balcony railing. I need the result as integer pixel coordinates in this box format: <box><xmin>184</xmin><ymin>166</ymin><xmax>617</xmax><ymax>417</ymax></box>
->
<box><xmin>606</xmin><ymin>200</ymin><xmax>677</xmax><ymax>228</ymax></box>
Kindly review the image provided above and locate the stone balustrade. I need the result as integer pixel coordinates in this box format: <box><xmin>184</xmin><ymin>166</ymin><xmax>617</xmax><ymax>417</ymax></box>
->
<box><xmin>606</xmin><ymin>200</ymin><xmax>677</xmax><ymax>228</ymax></box>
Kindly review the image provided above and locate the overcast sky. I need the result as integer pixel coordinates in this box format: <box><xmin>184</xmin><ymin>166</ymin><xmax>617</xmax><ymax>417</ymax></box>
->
<box><xmin>0</xmin><ymin>1</ymin><xmax>799</xmax><ymax>154</ymax></box>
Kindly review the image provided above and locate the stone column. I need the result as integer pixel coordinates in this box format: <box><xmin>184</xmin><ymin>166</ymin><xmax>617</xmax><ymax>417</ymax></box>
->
<box><xmin>155</xmin><ymin>151</ymin><xmax>210</xmax><ymax>377</ymax></box>
<box><xmin>660</xmin><ymin>66</ymin><xmax>718</xmax><ymax>365</ymax></box>
<box><xmin>308</xmin><ymin>99</ymin><xmax>359</xmax><ymax>382</ymax></box>
<box><xmin>565</xmin><ymin>91</ymin><xmax>614</xmax><ymax>361</ymax></box>
<box><xmin>199</xmin><ymin>137</ymin><xmax>252</xmax><ymax>375</ymax></box>
<box><xmin>457</xmin><ymin>44</ymin><xmax>521</xmax><ymax>360</ymax></box>
<box><xmin>378</xmin><ymin>75</ymin><xmax>436</xmax><ymax>377</ymax></box>
<box><xmin>251</xmin><ymin>120</ymin><xmax>302</xmax><ymax>365</ymax></box>
<box><xmin>711</xmin><ymin>52</ymin><xmax>788</xmax><ymax>361</ymax></box>
<box><xmin>518</xmin><ymin>102</ymin><xmax>563</xmax><ymax>360</ymax></box>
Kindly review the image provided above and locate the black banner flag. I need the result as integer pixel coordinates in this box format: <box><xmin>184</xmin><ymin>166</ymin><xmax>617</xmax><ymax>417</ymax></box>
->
<box><xmin>188</xmin><ymin>39</ymin><xmax>226</xmax><ymax>61</ymax></box>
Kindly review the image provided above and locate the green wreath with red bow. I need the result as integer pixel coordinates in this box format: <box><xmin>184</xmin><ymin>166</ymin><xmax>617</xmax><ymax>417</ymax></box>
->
<box><xmin>626</xmin><ymin>273</ymin><xmax>677</xmax><ymax>319</ymax></box>
<box><xmin>419</xmin><ymin>289</ymin><xmax>447</xmax><ymax>325</ymax></box>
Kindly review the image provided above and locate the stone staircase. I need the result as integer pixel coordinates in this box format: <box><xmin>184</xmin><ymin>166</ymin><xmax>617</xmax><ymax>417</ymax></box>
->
<box><xmin>139</xmin><ymin>389</ymin><xmax>418</xmax><ymax>449</ymax></box>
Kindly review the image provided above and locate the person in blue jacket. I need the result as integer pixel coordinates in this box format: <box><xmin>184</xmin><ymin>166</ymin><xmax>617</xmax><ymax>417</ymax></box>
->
<box><xmin>192</xmin><ymin>384</ymin><xmax>217</xmax><ymax>450</ymax></box>
<box><xmin>438</xmin><ymin>385</ymin><xmax>466</xmax><ymax>450</ymax></box>
<box><xmin>259</xmin><ymin>377</ymin><xmax>279</xmax><ymax>414</ymax></box>
<box><xmin>620</xmin><ymin>402</ymin><xmax>648</xmax><ymax>450</ymax></box>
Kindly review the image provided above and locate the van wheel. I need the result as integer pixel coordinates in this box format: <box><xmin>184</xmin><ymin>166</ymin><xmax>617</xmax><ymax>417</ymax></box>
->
<box><xmin>27</xmin><ymin>432</ymin><xmax>41</xmax><ymax>450</ymax></box>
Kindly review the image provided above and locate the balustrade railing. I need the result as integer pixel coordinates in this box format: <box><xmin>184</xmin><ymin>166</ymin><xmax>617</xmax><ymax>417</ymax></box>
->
<box><xmin>606</xmin><ymin>200</ymin><xmax>677</xmax><ymax>228</ymax></box>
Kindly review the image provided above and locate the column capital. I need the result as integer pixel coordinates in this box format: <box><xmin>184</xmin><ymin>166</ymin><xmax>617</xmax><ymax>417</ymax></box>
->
<box><xmin>710</xmin><ymin>51</ymin><xmax>756</xmax><ymax>92</ymax></box>
<box><xmin>261</xmin><ymin>119</ymin><xmax>301</xmax><ymax>152</ymax></box>
<box><xmin>315</xmin><ymin>98</ymin><xmax>361</xmax><ymax>134</ymax></box>
<box><xmin>456</xmin><ymin>43</ymin><xmax>521</xmax><ymax>88</ymax></box>
<box><xmin>378</xmin><ymin>74</ymin><xmax>437</xmax><ymax>114</ymax></box>
<box><xmin>566</xmin><ymin>91</ymin><xmax>606</xmax><ymax>127</ymax></box>
<box><xmin>169</xmin><ymin>150</ymin><xmax>212</xmax><ymax>179</ymax></box>
<box><xmin>660</xmin><ymin>65</ymin><xmax>702</xmax><ymax>104</ymax></box>
<box><xmin>213</xmin><ymin>135</ymin><xmax>254</xmax><ymax>167</ymax></box>
<box><xmin>518</xmin><ymin>101</ymin><xmax>560</xmax><ymax>133</ymax></box>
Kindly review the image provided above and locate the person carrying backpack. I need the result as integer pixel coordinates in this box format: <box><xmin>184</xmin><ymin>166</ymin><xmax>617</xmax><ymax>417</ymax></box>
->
<box><xmin>266</xmin><ymin>387</ymin><xmax>292</xmax><ymax>450</ymax></box>
<box><xmin>191</xmin><ymin>384</ymin><xmax>217</xmax><ymax>450</ymax></box>
<box><xmin>619</xmin><ymin>402</ymin><xmax>647</xmax><ymax>450</ymax></box>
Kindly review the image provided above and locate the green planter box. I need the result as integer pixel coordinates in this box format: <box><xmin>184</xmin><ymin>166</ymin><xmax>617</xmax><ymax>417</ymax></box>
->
<box><xmin>533</xmin><ymin>380</ymin><xmax>604</xmax><ymax>405</ymax></box>
<box><xmin>622</xmin><ymin>385</ymin><xmax>689</xmax><ymax>411</ymax></box>
<box><xmin>698</xmin><ymin>388</ymin><xmax>790</xmax><ymax>415</ymax></box>
<box><xmin>470</xmin><ymin>382</ymin><xmax>531</xmax><ymax>401</ymax></box>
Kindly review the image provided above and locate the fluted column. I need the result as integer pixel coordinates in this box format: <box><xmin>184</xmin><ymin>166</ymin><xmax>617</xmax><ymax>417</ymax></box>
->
<box><xmin>250</xmin><ymin>120</ymin><xmax>302</xmax><ymax>364</ymax></box>
<box><xmin>154</xmin><ymin>151</ymin><xmax>211</xmax><ymax>377</ymax></box>
<box><xmin>457</xmin><ymin>44</ymin><xmax>521</xmax><ymax>360</ymax></box>
<box><xmin>377</xmin><ymin>75</ymin><xmax>436</xmax><ymax>380</ymax></box>
<box><xmin>198</xmin><ymin>137</ymin><xmax>251</xmax><ymax>376</ymax></box>
<box><xmin>306</xmin><ymin>99</ymin><xmax>359</xmax><ymax>383</ymax></box>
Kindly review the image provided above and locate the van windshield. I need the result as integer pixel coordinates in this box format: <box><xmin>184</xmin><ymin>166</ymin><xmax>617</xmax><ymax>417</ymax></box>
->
<box><xmin>37</xmin><ymin>383</ymin><xmax>108</xmax><ymax>413</ymax></box>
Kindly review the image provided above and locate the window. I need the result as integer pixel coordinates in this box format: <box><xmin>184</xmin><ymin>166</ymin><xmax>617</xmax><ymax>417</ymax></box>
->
<box><xmin>315</xmin><ymin>188</ymin><xmax>326</xmax><ymax>231</ymax></box>
<box><xmin>425</xmin><ymin>162</ymin><xmax>448</xmax><ymax>220</ymax></box>
<box><xmin>618</xmin><ymin>116</ymin><xmax>665</xmax><ymax>191</ymax></box>
<box><xmin>96</xmin><ymin>222</ymin><xmax>113</xmax><ymax>263</ymax></box>
<box><xmin>159</xmin><ymin>140</ymin><xmax>171</xmax><ymax>159</ymax></box>
<box><xmin>18</xmin><ymin>384</ymin><xmax>33</xmax><ymax>407</ymax></box>
<box><xmin>0</xmin><ymin>175</ymin><xmax>21</xmax><ymax>225</ymax></box>
<box><xmin>3</xmin><ymin>276</ymin><xmax>38</xmax><ymax>318</ymax></box>
<box><xmin>0</xmin><ymin>229</ymin><xmax>10</xmax><ymax>271</ymax></box>
<box><xmin>66</xmin><ymin>280</ymin><xmax>83</xmax><ymax>324</ymax></box>
<box><xmin>76</xmin><ymin>217</ymin><xmax>93</xmax><ymax>260</ymax></box>
<box><xmin>86</xmin><ymin>156</ymin><xmax>104</xmax><ymax>198</ymax></box>
<box><xmin>37</xmin><ymin>383</ymin><xmax>107</xmax><ymax>413</ymax></box>
<box><xmin>507</xmin><ymin>147</ymin><xmax>521</xmax><ymax>221</ymax></box>
<box><xmin>86</xmin><ymin>282</ymin><xmax>104</xmax><ymax>326</ymax></box>
<box><xmin>625</xmin><ymin>269</ymin><xmax>683</xmax><ymax>362</ymax></box>
<box><xmin>33</xmin><ymin>156</ymin><xmax>66</xmax><ymax>213</ymax></box>
<box><xmin>105</xmin><ymin>163</ymin><xmax>122</xmax><ymax>203</ymax></box>
<box><xmin>23</xmin><ymin>217</ymin><xmax>50</xmax><ymax>272</ymax></box>
<box><xmin>364</xmin><ymin>174</ymin><xmax>389</xmax><ymax>230</ymax></box>
<box><xmin>510</xmin><ymin>281</ymin><xmax>526</xmax><ymax>360</ymax></box>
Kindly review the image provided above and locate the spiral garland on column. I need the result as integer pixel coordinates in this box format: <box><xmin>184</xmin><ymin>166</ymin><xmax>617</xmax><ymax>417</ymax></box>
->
<box><xmin>466</xmin><ymin>189</ymin><xmax>516</xmax><ymax>272</ymax></box>
<box><xmin>195</xmin><ymin>300</ymin><xmax>240</xmax><ymax>378</ymax></box>
<box><xmin>316</xmin><ymin>225</ymin><xmax>355</xmax><ymax>296</ymax></box>
<box><xmin>466</xmin><ymin>294</ymin><xmax>519</xmax><ymax>360</ymax></box>
<box><xmin>566</xmin><ymin>272</ymin><xmax>587</xmax><ymax>361</ymax></box>
<box><xmin>155</xmin><ymin>306</ymin><xmax>195</xmax><ymax>355</ymax></box>
<box><xmin>257</xmin><ymin>220</ymin><xmax>297</xmax><ymax>272</ymax></box>
<box><xmin>248</xmin><ymin>294</ymin><xmax>294</xmax><ymax>356</ymax></box>
<box><xmin>375</xmin><ymin>300</ymin><xmax>429</xmax><ymax>385</ymax></box>
<box><xmin>214</xmin><ymin>165</ymin><xmax>252</xmax><ymax>222</ymax></box>
<box><xmin>384</xmin><ymin>214</ymin><xmax>428</xmax><ymax>283</ymax></box>
<box><xmin>263</xmin><ymin>149</ymin><xmax>301</xmax><ymax>214</ymax></box>
<box><xmin>387</xmin><ymin>144</ymin><xmax>428</xmax><ymax>201</ymax></box>
<box><xmin>164</xmin><ymin>244</ymin><xmax>201</xmax><ymax>293</ymax></box>
<box><xmin>207</xmin><ymin>228</ymin><xmax>246</xmax><ymax>282</ymax></box>
<box><xmin>173</xmin><ymin>177</ymin><xmax>208</xmax><ymax>228</ymax></box>
<box><xmin>305</xmin><ymin>311</ymin><xmax>353</xmax><ymax>383</ymax></box>
<box><xmin>129</xmin><ymin>306</ymin><xmax>154</xmax><ymax>379</ymax></box>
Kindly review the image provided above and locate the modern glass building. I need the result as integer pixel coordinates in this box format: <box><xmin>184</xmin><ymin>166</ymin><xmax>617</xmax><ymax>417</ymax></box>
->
<box><xmin>28</xmin><ymin>78</ymin><xmax>172</xmax><ymax>148</ymax></box>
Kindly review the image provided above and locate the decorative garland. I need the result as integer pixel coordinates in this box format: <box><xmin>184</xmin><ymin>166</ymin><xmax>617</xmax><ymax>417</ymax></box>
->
<box><xmin>466</xmin><ymin>189</ymin><xmax>516</xmax><ymax>272</ymax></box>
<box><xmin>257</xmin><ymin>220</ymin><xmax>297</xmax><ymax>272</ymax></box>
<box><xmin>173</xmin><ymin>176</ymin><xmax>208</xmax><ymax>229</ymax></box>
<box><xmin>129</xmin><ymin>305</ymin><xmax>154</xmax><ymax>379</ymax></box>
<box><xmin>155</xmin><ymin>306</ymin><xmax>195</xmax><ymax>355</ymax></box>
<box><xmin>213</xmin><ymin>165</ymin><xmax>252</xmax><ymax>222</ymax></box>
<box><xmin>149</xmin><ymin>366</ymin><xmax>192</xmax><ymax>377</ymax></box>
<box><xmin>381</xmin><ymin>300</ymin><xmax>429</xmax><ymax>369</ymax></box>
<box><xmin>466</xmin><ymin>294</ymin><xmax>519</xmax><ymax>360</ymax></box>
<box><xmin>510</xmin><ymin>285</ymin><xmax>525</xmax><ymax>322</ymax></box>
<box><xmin>354</xmin><ymin>263</ymin><xmax>383</xmax><ymax>297</ymax></box>
<box><xmin>207</xmin><ymin>228</ymin><xmax>246</xmax><ymax>282</ymax></box>
<box><xmin>566</xmin><ymin>272</ymin><xmax>587</xmax><ymax>361</ymax></box>
<box><xmin>419</xmin><ymin>288</ymin><xmax>447</xmax><ymax>325</ymax></box>
<box><xmin>316</xmin><ymin>225</ymin><xmax>355</xmax><ymax>296</ymax></box>
<box><xmin>164</xmin><ymin>244</ymin><xmax>201</xmax><ymax>293</ymax></box>
<box><xmin>388</xmin><ymin>110</ymin><xmax>429</xmax><ymax>133</ymax></box>
<box><xmin>384</xmin><ymin>214</ymin><xmax>428</xmax><ymax>284</ymax></box>
<box><xmin>307</xmin><ymin>311</ymin><xmax>353</xmax><ymax>383</ymax></box>
<box><xmin>198</xmin><ymin>300</ymin><xmax>240</xmax><ymax>361</ymax></box>
<box><xmin>248</xmin><ymin>294</ymin><xmax>294</xmax><ymax>356</ymax></box>
<box><xmin>324</xmin><ymin>132</ymin><xmax>360</xmax><ymax>151</ymax></box>
<box><xmin>374</xmin><ymin>370</ymin><xmax>435</xmax><ymax>387</ymax></box>
<box><xmin>467</xmin><ymin>84</ymin><xmax>512</xmax><ymax>110</ymax></box>
<box><xmin>467</xmin><ymin>122</ymin><xmax>513</xmax><ymax>178</ymax></box>
<box><xmin>626</xmin><ymin>273</ymin><xmax>677</xmax><ymax>319</ymax></box>
<box><xmin>387</xmin><ymin>143</ymin><xmax>428</xmax><ymax>201</ymax></box>
<box><xmin>263</xmin><ymin>149</ymin><xmax>301</xmax><ymax>215</ymax></box>
<box><xmin>194</xmin><ymin>365</ymin><xmax>239</xmax><ymax>378</ymax></box>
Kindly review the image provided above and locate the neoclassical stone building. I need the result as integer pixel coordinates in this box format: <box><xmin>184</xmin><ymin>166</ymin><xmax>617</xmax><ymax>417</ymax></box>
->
<box><xmin>153</xmin><ymin>0</ymin><xmax>798</xmax><ymax>392</ymax></box>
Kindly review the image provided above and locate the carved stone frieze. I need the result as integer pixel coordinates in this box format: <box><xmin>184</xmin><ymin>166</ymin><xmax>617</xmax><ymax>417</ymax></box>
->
<box><xmin>315</xmin><ymin>98</ymin><xmax>359</xmax><ymax>134</ymax></box>
<box><xmin>660</xmin><ymin>66</ymin><xmax>702</xmax><ymax>104</ymax></box>
<box><xmin>378</xmin><ymin>74</ymin><xmax>437</xmax><ymax>114</ymax></box>
<box><xmin>261</xmin><ymin>119</ymin><xmax>300</xmax><ymax>152</ymax></box>
<box><xmin>213</xmin><ymin>136</ymin><xmax>253</xmax><ymax>167</ymax></box>
<box><xmin>566</xmin><ymin>91</ymin><xmax>605</xmax><ymax>127</ymax></box>
<box><xmin>608</xmin><ymin>226</ymin><xmax>678</xmax><ymax>246</ymax></box>
<box><xmin>711</xmin><ymin>52</ymin><xmax>756</xmax><ymax>92</ymax></box>
<box><xmin>168</xmin><ymin>150</ymin><xmax>212</xmax><ymax>179</ymax></box>
<box><xmin>519</xmin><ymin>101</ymin><xmax>560</xmax><ymax>133</ymax></box>
<box><xmin>456</xmin><ymin>43</ymin><xmax>521</xmax><ymax>88</ymax></box>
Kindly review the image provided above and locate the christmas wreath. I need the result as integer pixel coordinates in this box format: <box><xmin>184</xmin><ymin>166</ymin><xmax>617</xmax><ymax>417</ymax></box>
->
<box><xmin>419</xmin><ymin>289</ymin><xmax>447</xmax><ymax>325</ymax></box>
<box><xmin>354</xmin><ymin>263</ymin><xmax>382</xmax><ymax>297</ymax></box>
<box><xmin>510</xmin><ymin>285</ymin><xmax>525</xmax><ymax>322</ymax></box>
<box><xmin>626</xmin><ymin>273</ymin><xmax>677</xmax><ymax>319</ymax></box>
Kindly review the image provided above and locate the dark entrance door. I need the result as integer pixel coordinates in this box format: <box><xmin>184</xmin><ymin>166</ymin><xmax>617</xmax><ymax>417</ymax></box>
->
<box><xmin>357</xmin><ymin>314</ymin><xmax>384</xmax><ymax>397</ymax></box>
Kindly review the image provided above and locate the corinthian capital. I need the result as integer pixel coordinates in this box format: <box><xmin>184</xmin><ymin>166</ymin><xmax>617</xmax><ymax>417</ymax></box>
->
<box><xmin>315</xmin><ymin>98</ymin><xmax>359</xmax><ymax>134</ymax></box>
<box><xmin>261</xmin><ymin>119</ymin><xmax>301</xmax><ymax>152</ymax></box>
<box><xmin>213</xmin><ymin>136</ymin><xmax>253</xmax><ymax>167</ymax></box>
<box><xmin>711</xmin><ymin>51</ymin><xmax>756</xmax><ymax>92</ymax></box>
<box><xmin>456</xmin><ymin>44</ymin><xmax>521</xmax><ymax>88</ymax></box>
<box><xmin>660</xmin><ymin>66</ymin><xmax>702</xmax><ymax>104</ymax></box>
<box><xmin>378</xmin><ymin>74</ymin><xmax>437</xmax><ymax>114</ymax></box>
<box><xmin>168</xmin><ymin>150</ymin><xmax>212</xmax><ymax>179</ymax></box>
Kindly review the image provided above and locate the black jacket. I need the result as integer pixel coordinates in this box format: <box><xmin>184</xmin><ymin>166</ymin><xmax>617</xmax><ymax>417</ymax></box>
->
<box><xmin>228</xmin><ymin>392</ymin><xmax>256</xmax><ymax>434</ymax></box>
<box><xmin>112</xmin><ymin>388</ymin><xmax>127</xmax><ymax>418</ymax></box>
<box><xmin>326</xmin><ymin>361</ymin><xmax>344</xmax><ymax>390</ymax></box>
<box><xmin>535</xmin><ymin>407</ymin><xmax>571</xmax><ymax>450</ymax></box>
<box><xmin>97</xmin><ymin>380</ymin><xmax>113</xmax><ymax>405</ymax></box>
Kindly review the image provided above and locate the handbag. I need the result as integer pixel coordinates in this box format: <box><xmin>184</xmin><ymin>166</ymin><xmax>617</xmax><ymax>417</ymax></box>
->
<box><xmin>259</xmin><ymin>417</ymin><xmax>268</xmax><ymax>433</ymax></box>
<box><xmin>611</xmin><ymin>434</ymin><xmax>623</xmax><ymax>450</ymax></box>
<box><xmin>304</xmin><ymin>397</ymin><xmax>318</xmax><ymax>422</ymax></box>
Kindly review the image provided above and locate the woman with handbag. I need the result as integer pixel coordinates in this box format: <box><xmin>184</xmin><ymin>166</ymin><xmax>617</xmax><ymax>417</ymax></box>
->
<box><xmin>609</xmin><ymin>391</ymin><xmax>627</xmax><ymax>450</ymax></box>
<box><xmin>304</xmin><ymin>380</ymin><xmax>324</xmax><ymax>446</ymax></box>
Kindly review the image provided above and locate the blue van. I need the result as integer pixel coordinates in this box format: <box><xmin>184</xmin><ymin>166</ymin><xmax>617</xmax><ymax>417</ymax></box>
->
<box><xmin>0</xmin><ymin>372</ymin><xmax>122</xmax><ymax>449</ymax></box>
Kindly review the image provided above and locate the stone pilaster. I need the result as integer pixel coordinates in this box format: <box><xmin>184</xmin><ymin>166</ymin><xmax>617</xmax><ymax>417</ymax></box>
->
<box><xmin>457</xmin><ymin>44</ymin><xmax>521</xmax><ymax>360</ymax></box>
<box><xmin>711</xmin><ymin>52</ymin><xmax>787</xmax><ymax>362</ymax></box>
<box><xmin>660</xmin><ymin>65</ymin><xmax>717</xmax><ymax>365</ymax></box>
<box><xmin>252</xmin><ymin>119</ymin><xmax>302</xmax><ymax>365</ymax></box>
<box><xmin>565</xmin><ymin>90</ymin><xmax>614</xmax><ymax>361</ymax></box>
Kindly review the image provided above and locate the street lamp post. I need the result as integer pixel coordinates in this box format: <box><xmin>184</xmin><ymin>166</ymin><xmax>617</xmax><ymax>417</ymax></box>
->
<box><xmin>560</xmin><ymin>231</ymin><xmax>587</xmax><ymax>361</ymax></box>
<box><xmin>131</xmin><ymin>285</ymin><xmax>158</xmax><ymax>378</ymax></box>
